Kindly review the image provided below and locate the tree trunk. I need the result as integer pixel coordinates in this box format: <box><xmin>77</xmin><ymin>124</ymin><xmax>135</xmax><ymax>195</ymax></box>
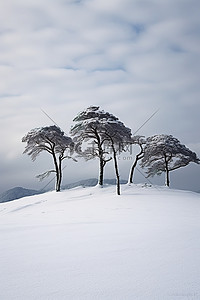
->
<box><xmin>55</xmin><ymin>172</ymin><xmax>60</xmax><ymax>192</ymax></box>
<box><xmin>128</xmin><ymin>157</ymin><xmax>138</xmax><ymax>184</ymax></box>
<box><xmin>112</xmin><ymin>145</ymin><xmax>120</xmax><ymax>195</ymax></box>
<box><xmin>56</xmin><ymin>156</ymin><xmax>62</xmax><ymax>192</ymax></box>
<box><xmin>98</xmin><ymin>158</ymin><xmax>104</xmax><ymax>186</ymax></box>
<box><xmin>95</xmin><ymin>130</ymin><xmax>105</xmax><ymax>187</ymax></box>
<box><xmin>52</xmin><ymin>150</ymin><xmax>60</xmax><ymax>192</ymax></box>
<box><xmin>165</xmin><ymin>168</ymin><xmax>170</xmax><ymax>187</ymax></box>
<box><xmin>128</xmin><ymin>147</ymin><xmax>144</xmax><ymax>184</ymax></box>
<box><xmin>164</xmin><ymin>155</ymin><xmax>170</xmax><ymax>187</ymax></box>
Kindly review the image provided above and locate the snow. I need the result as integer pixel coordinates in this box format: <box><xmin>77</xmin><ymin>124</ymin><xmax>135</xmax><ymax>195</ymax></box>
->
<box><xmin>0</xmin><ymin>184</ymin><xmax>200</xmax><ymax>299</ymax></box>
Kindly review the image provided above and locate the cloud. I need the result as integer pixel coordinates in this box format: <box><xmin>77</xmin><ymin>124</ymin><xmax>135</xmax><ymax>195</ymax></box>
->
<box><xmin>0</xmin><ymin>0</ymin><xmax>199</xmax><ymax>193</ymax></box>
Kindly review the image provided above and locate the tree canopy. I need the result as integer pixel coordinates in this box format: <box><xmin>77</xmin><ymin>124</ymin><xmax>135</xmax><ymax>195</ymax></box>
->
<box><xmin>22</xmin><ymin>125</ymin><xmax>74</xmax><ymax>192</ymax></box>
<box><xmin>70</xmin><ymin>106</ymin><xmax>132</xmax><ymax>194</ymax></box>
<box><xmin>141</xmin><ymin>134</ymin><xmax>200</xmax><ymax>186</ymax></box>
<box><xmin>22</xmin><ymin>109</ymin><xmax>199</xmax><ymax>194</ymax></box>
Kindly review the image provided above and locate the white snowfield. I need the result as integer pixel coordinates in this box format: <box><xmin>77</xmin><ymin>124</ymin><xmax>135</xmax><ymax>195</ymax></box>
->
<box><xmin>0</xmin><ymin>184</ymin><xmax>200</xmax><ymax>300</ymax></box>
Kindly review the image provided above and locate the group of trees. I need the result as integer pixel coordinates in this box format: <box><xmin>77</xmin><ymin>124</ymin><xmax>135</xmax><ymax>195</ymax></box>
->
<box><xmin>22</xmin><ymin>106</ymin><xmax>200</xmax><ymax>195</ymax></box>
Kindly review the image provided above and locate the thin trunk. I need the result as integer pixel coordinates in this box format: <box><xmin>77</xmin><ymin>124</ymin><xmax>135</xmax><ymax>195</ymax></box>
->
<box><xmin>165</xmin><ymin>168</ymin><xmax>170</xmax><ymax>187</ymax></box>
<box><xmin>129</xmin><ymin>157</ymin><xmax>138</xmax><ymax>184</ymax></box>
<box><xmin>52</xmin><ymin>150</ymin><xmax>60</xmax><ymax>192</ymax></box>
<box><xmin>98</xmin><ymin>157</ymin><xmax>104</xmax><ymax>186</ymax></box>
<box><xmin>112</xmin><ymin>145</ymin><xmax>120</xmax><ymax>195</ymax></box>
<box><xmin>95</xmin><ymin>129</ymin><xmax>105</xmax><ymax>187</ymax></box>
<box><xmin>128</xmin><ymin>146</ymin><xmax>144</xmax><ymax>184</ymax></box>
<box><xmin>57</xmin><ymin>156</ymin><xmax>62</xmax><ymax>192</ymax></box>
<box><xmin>164</xmin><ymin>154</ymin><xmax>170</xmax><ymax>187</ymax></box>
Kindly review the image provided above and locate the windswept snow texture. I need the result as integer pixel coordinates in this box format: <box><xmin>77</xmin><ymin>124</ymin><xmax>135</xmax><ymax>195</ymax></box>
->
<box><xmin>0</xmin><ymin>185</ymin><xmax>200</xmax><ymax>300</ymax></box>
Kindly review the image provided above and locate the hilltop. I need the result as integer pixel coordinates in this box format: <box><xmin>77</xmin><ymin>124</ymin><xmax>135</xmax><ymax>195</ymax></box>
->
<box><xmin>0</xmin><ymin>184</ymin><xmax>200</xmax><ymax>299</ymax></box>
<box><xmin>0</xmin><ymin>178</ymin><xmax>127</xmax><ymax>203</ymax></box>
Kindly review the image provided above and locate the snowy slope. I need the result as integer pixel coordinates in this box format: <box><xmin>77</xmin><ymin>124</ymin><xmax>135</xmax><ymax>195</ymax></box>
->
<box><xmin>0</xmin><ymin>184</ymin><xmax>200</xmax><ymax>300</ymax></box>
<box><xmin>0</xmin><ymin>178</ymin><xmax>127</xmax><ymax>203</ymax></box>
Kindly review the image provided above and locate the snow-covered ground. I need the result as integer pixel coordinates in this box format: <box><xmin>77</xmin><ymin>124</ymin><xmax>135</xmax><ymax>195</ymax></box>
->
<box><xmin>0</xmin><ymin>184</ymin><xmax>200</xmax><ymax>300</ymax></box>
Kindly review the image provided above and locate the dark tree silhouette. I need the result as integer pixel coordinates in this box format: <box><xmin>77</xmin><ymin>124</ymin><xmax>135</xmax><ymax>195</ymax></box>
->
<box><xmin>70</xmin><ymin>106</ymin><xmax>132</xmax><ymax>194</ymax></box>
<box><xmin>128</xmin><ymin>136</ymin><xmax>146</xmax><ymax>184</ymax></box>
<box><xmin>22</xmin><ymin>125</ymin><xmax>74</xmax><ymax>192</ymax></box>
<box><xmin>141</xmin><ymin>134</ymin><xmax>200</xmax><ymax>187</ymax></box>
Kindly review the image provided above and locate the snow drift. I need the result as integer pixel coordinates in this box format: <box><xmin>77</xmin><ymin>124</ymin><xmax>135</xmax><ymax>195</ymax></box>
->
<box><xmin>0</xmin><ymin>184</ymin><xmax>200</xmax><ymax>299</ymax></box>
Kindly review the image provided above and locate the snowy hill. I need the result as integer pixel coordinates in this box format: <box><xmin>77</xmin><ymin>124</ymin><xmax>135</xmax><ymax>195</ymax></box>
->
<box><xmin>0</xmin><ymin>184</ymin><xmax>200</xmax><ymax>299</ymax></box>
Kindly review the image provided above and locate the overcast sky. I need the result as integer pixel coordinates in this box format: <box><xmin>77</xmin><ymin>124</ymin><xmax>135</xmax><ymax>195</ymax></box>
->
<box><xmin>0</xmin><ymin>0</ymin><xmax>200</xmax><ymax>193</ymax></box>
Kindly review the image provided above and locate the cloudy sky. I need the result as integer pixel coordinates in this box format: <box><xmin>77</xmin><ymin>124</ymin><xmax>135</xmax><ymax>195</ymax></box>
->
<box><xmin>0</xmin><ymin>0</ymin><xmax>200</xmax><ymax>193</ymax></box>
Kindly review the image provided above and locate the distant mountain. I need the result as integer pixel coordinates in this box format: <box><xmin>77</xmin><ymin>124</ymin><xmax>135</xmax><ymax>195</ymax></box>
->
<box><xmin>0</xmin><ymin>187</ymin><xmax>41</xmax><ymax>203</ymax></box>
<box><xmin>0</xmin><ymin>178</ymin><xmax>128</xmax><ymax>203</ymax></box>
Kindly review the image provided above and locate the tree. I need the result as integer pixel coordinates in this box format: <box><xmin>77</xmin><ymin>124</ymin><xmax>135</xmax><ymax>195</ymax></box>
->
<box><xmin>70</xmin><ymin>106</ymin><xmax>112</xmax><ymax>186</ymax></box>
<box><xmin>22</xmin><ymin>125</ymin><xmax>74</xmax><ymax>192</ymax></box>
<box><xmin>70</xmin><ymin>106</ymin><xmax>132</xmax><ymax>194</ymax></box>
<box><xmin>141</xmin><ymin>134</ymin><xmax>200</xmax><ymax>187</ymax></box>
<box><xmin>128</xmin><ymin>135</ymin><xmax>146</xmax><ymax>184</ymax></box>
<box><xmin>102</xmin><ymin>115</ymin><xmax>132</xmax><ymax>195</ymax></box>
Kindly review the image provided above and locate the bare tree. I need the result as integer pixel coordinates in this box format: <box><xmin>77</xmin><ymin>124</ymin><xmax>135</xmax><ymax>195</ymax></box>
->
<box><xmin>128</xmin><ymin>135</ymin><xmax>146</xmax><ymax>184</ymax></box>
<box><xmin>141</xmin><ymin>134</ymin><xmax>200</xmax><ymax>187</ymax></box>
<box><xmin>22</xmin><ymin>125</ymin><xmax>74</xmax><ymax>192</ymax></box>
